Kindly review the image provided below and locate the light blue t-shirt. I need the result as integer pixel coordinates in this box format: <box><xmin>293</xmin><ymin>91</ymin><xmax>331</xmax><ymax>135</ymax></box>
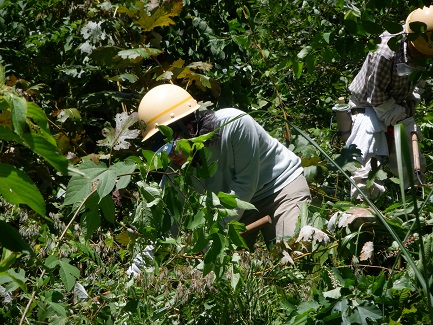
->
<box><xmin>195</xmin><ymin>108</ymin><xmax>303</xmax><ymax>204</ymax></box>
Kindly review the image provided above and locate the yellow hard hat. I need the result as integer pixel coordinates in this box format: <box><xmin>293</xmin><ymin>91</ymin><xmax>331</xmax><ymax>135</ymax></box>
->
<box><xmin>138</xmin><ymin>84</ymin><xmax>200</xmax><ymax>141</ymax></box>
<box><xmin>405</xmin><ymin>5</ymin><xmax>433</xmax><ymax>56</ymax></box>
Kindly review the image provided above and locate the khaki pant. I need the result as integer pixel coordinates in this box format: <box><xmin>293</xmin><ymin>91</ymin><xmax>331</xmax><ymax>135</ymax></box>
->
<box><xmin>239</xmin><ymin>174</ymin><xmax>311</xmax><ymax>250</ymax></box>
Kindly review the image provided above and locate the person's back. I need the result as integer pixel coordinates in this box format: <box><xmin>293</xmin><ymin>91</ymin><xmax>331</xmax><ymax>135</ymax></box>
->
<box><xmin>199</xmin><ymin>108</ymin><xmax>303</xmax><ymax>204</ymax></box>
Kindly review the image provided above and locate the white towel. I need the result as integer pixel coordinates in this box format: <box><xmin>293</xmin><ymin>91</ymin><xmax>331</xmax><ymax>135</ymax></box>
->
<box><xmin>346</xmin><ymin>107</ymin><xmax>388</xmax><ymax>163</ymax></box>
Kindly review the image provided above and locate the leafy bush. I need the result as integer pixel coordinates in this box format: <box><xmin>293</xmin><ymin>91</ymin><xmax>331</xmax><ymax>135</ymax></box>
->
<box><xmin>1</xmin><ymin>0</ymin><xmax>433</xmax><ymax>324</ymax></box>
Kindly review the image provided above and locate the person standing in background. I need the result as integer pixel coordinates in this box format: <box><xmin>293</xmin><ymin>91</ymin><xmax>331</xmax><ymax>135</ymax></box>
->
<box><xmin>345</xmin><ymin>6</ymin><xmax>432</xmax><ymax>199</ymax></box>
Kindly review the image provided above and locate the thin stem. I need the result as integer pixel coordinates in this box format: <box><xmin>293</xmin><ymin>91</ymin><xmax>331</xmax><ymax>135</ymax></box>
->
<box><xmin>19</xmin><ymin>188</ymin><xmax>97</xmax><ymax>325</ymax></box>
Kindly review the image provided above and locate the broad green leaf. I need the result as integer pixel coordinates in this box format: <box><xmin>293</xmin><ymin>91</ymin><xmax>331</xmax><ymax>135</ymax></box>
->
<box><xmin>235</xmin><ymin>198</ymin><xmax>257</xmax><ymax>211</ymax></box>
<box><xmin>107</xmin><ymin>73</ymin><xmax>139</xmax><ymax>83</ymax></box>
<box><xmin>228</xmin><ymin>222</ymin><xmax>247</xmax><ymax>248</ymax></box>
<box><xmin>45</xmin><ymin>255</ymin><xmax>60</xmax><ymax>269</ymax></box>
<box><xmin>64</xmin><ymin>161</ymin><xmax>108</xmax><ymax>206</ymax></box>
<box><xmin>22</xmin><ymin>133</ymin><xmax>68</xmax><ymax>175</ymax></box>
<box><xmin>110</xmin><ymin>160</ymin><xmax>137</xmax><ymax>190</ymax></box>
<box><xmin>198</xmin><ymin>74</ymin><xmax>211</xmax><ymax>88</ymax></box>
<box><xmin>0</xmin><ymin>220</ymin><xmax>32</xmax><ymax>253</ymax></box>
<box><xmin>204</xmin><ymin>233</ymin><xmax>224</xmax><ymax>264</ymax></box>
<box><xmin>0</xmin><ymin>163</ymin><xmax>46</xmax><ymax>216</ymax></box>
<box><xmin>117</xmin><ymin>48</ymin><xmax>163</xmax><ymax>63</ymax></box>
<box><xmin>89</xmin><ymin>46</ymin><xmax>128</xmax><ymax>68</ymax></box>
<box><xmin>288</xmin><ymin>313</ymin><xmax>309</xmax><ymax>325</ymax></box>
<box><xmin>100</xmin><ymin>194</ymin><xmax>115</xmax><ymax>223</ymax></box>
<box><xmin>371</xmin><ymin>274</ymin><xmax>386</xmax><ymax>296</ymax></box>
<box><xmin>193</xmin><ymin>146</ymin><xmax>217</xmax><ymax>178</ymax></box>
<box><xmin>323</xmin><ymin>287</ymin><xmax>342</xmax><ymax>299</ymax></box>
<box><xmin>26</xmin><ymin>102</ymin><xmax>55</xmax><ymax>145</ymax></box>
<box><xmin>190</xmin><ymin>227</ymin><xmax>208</xmax><ymax>254</ymax></box>
<box><xmin>323</xmin><ymin>32</ymin><xmax>332</xmax><ymax>44</ymax></box>
<box><xmin>230</xmin><ymin>266</ymin><xmax>241</xmax><ymax>291</ymax></box>
<box><xmin>58</xmin><ymin>258</ymin><xmax>80</xmax><ymax>291</ymax></box>
<box><xmin>142</xmin><ymin>149</ymin><xmax>164</xmax><ymax>171</ymax></box>
<box><xmin>296</xmin><ymin>300</ymin><xmax>321</xmax><ymax>314</ymax></box>
<box><xmin>0</xmin><ymin>268</ymin><xmax>27</xmax><ymax>292</ymax></box>
<box><xmin>297</xmin><ymin>46</ymin><xmax>312</xmax><ymax>59</ymax></box>
<box><xmin>292</xmin><ymin>60</ymin><xmax>304</xmax><ymax>79</ymax></box>
<box><xmin>156</xmin><ymin>70</ymin><xmax>174</xmax><ymax>81</ymax></box>
<box><xmin>186</xmin><ymin>210</ymin><xmax>206</xmax><ymax>230</ymax></box>
<box><xmin>362</xmin><ymin>20</ymin><xmax>382</xmax><ymax>35</ymax></box>
<box><xmin>47</xmin><ymin>301</ymin><xmax>67</xmax><ymax>317</ymax></box>
<box><xmin>8</xmin><ymin>93</ymin><xmax>27</xmax><ymax>136</ymax></box>
<box><xmin>217</xmin><ymin>192</ymin><xmax>238</xmax><ymax>209</ymax></box>
<box><xmin>202</xmin><ymin>261</ymin><xmax>214</xmax><ymax>277</ymax></box>
<box><xmin>96</xmin><ymin>169</ymin><xmax>116</xmax><ymax>200</ymax></box>
<box><xmin>57</xmin><ymin>108</ymin><xmax>81</xmax><ymax>123</ymax></box>
<box><xmin>81</xmin><ymin>193</ymin><xmax>101</xmax><ymax>239</ymax></box>
<box><xmin>0</xmin><ymin>249</ymin><xmax>18</xmax><ymax>272</ymax></box>
<box><xmin>210</xmin><ymin>192</ymin><xmax>220</xmax><ymax>207</ymax></box>
<box><xmin>355</xmin><ymin>302</ymin><xmax>382</xmax><ymax>325</ymax></box>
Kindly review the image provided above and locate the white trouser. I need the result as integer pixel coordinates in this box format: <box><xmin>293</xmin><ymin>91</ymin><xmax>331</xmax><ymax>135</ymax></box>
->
<box><xmin>349</xmin><ymin>115</ymin><xmax>425</xmax><ymax>200</ymax></box>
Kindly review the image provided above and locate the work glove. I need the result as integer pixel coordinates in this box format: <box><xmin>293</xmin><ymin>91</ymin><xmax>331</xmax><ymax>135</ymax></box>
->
<box><xmin>373</xmin><ymin>98</ymin><xmax>407</xmax><ymax>126</ymax></box>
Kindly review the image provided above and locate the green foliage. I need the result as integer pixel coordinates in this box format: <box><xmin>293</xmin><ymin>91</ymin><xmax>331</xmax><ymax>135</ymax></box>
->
<box><xmin>1</xmin><ymin>0</ymin><xmax>433</xmax><ymax>324</ymax></box>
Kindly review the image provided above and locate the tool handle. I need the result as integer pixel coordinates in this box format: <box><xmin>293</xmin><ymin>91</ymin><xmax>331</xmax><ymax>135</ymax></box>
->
<box><xmin>412</xmin><ymin>131</ymin><xmax>420</xmax><ymax>172</ymax></box>
<box><xmin>241</xmin><ymin>215</ymin><xmax>272</xmax><ymax>235</ymax></box>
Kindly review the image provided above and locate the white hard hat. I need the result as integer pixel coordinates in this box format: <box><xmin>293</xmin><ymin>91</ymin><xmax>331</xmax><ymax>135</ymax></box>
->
<box><xmin>138</xmin><ymin>84</ymin><xmax>200</xmax><ymax>141</ymax></box>
<box><xmin>405</xmin><ymin>5</ymin><xmax>433</xmax><ymax>56</ymax></box>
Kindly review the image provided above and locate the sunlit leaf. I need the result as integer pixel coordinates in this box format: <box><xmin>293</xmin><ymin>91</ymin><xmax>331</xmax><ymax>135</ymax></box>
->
<box><xmin>323</xmin><ymin>287</ymin><xmax>342</xmax><ymax>299</ymax></box>
<box><xmin>22</xmin><ymin>133</ymin><xmax>69</xmax><ymax>175</ymax></box>
<box><xmin>64</xmin><ymin>161</ymin><xmax>108</xmax><ymax>206</ymax></box>
<box><xmin>8</xmin><ymin>93</ymin><xmax>27</xmax><ymax>136</ymax></box>
<box><xmin>97</xmin><ymin>112</ymin><xmax>140</xmax><ymax>151</ymax></box>
<box><xmin>217</xmin><ymin>192</ymin><xmax>237</xmax><ymax>209</ymax></box>
<box><xmin>297</xmin><ymin>46</ymin><xmax>312</xmax><ymax>59</ymax></box>
<box><xmin>227</xmin><ymin>222</ymin><xmax>247</xmax><ymax>248</ymax></box>
<box><xmin>57</xmin><ymin>108</ymin><xmax>81</xmax><ymax>123</ymax></box>
<box><xmin>26</xmin><ymin>102</ymin><xmax>55</xmax><ymax>144</ymax></box>
<box><xmin>359</xmin><ymin>241</ymin><xmax>374</xmax><ymax>261</ymax></box>
<box><xmin>186</xmin><ymin>210</ymin><xmax>206</xmax><ymax>230</ymax></box>
<box><xmin>187</xmin><ymin>61</ymin><xmax>213</xmax><ymax>71</ymax></box>
<box><xmin>58</xmin><ymin>258</ymin><xmax>80</xmax><ymax>291</ymax></box>
<box><xmin>355</xmin><ymin>302</ymin><xmax>382</xmax><ymax>325</ymax></box>
<box><xmin>133</xmin><ymin>0</ymin><xmax>183</xmax><ymax>32</ymax></box>
<box><xmin>0</xmin><ymin>163</ymin><xmax>45</xmax><ymax>216</ymax></box>
<box><xmin>117</xmin><ymin>48</ymin><xmax>162</xmax><ymax>63</ymax></box>
<box><xmin>73</xmin><ymin>282</ymin><xmax>89</xmax><ymax>304</ymax></box>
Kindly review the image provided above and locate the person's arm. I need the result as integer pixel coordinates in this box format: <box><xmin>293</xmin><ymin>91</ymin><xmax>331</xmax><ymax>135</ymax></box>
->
<box><xmin>367</xmin><ymin>53</ymin><xmax>394</xmax><ymax>107</ymax></box>
<box><xmin>367</xmin><ymin>53</ymin><xmax>407</xmax><ymax>125</ymax></box>
<box><xmin>405</xmin><ymin>80</ymin><xmax>425</xmax><ymax>115</ymax></box>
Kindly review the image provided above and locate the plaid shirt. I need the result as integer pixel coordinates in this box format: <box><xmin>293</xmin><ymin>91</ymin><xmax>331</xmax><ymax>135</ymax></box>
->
<box><xmin>349</xmin><ymin>31</ymin><xmax>416</xmax><ymax>107</ymax></box>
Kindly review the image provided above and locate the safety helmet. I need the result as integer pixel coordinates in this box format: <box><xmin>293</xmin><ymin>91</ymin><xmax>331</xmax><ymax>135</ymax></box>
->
<box><xmin>138</xmin><ymin>84</ymin><xmax>200</xmax><ymax>141</ymax></box>
<box><xmin>405</xmin><ymin>5</ymin><xmax>433</xmax><ymax>56</ymax></box>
